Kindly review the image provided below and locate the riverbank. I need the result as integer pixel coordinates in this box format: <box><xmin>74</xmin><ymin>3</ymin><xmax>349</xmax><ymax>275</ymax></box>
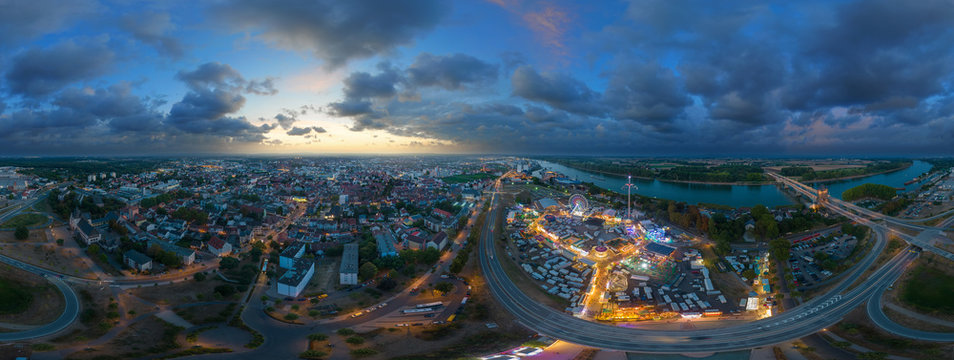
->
<box><xmin>550</xmin><ymin>162</ymin><xmax>773</xmax><ymax>186</ymax></box>
<box><xmin>798</xmin><ymin>162</ymin><xmax>913</xmax><ymax>184</ymax></box>
<box><xmin>552</xmin><ymin>160</ymin><xmax>914</xmax><ymax>186</ymax></box>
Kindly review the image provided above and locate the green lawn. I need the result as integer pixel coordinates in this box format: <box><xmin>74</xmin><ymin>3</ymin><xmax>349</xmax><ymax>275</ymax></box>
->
<box><xmin>441</xmin><ymin>173</ymin><xmax>496</xmax><ymax>184</ymax></box>
<box><xmin>0</xmin><ymin>278</ymin><xmax>34</xmax><ymax>314</ymax></box>
<box><xmin>1</xmin><ymin>213</ymin><xmax>47</xmax><ymax>228</ymax></box>
<box><xmin>901</xmin><ymin>265</ymin><xmax>954</xmax><ymax>314</ymax></box>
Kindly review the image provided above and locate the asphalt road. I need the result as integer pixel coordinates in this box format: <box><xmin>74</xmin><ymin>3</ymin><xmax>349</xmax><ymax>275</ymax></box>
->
<box><xmin>191</xmin><ymin>210</ymin><xmax>480</xmax><ymax>360</ymax></box>
<box><xmin>0</xmin><ymin>256</ymin><xmax>80</xmax><ymax>341</ymax></box>
<box><xmin>477</xmin><ymin>176</ymin><xmax>931</xmax><ymax>353</ymax></box>
<box><xmin>866</xmin><ymin>268</ymin><xmax>954</xmax><ymax>342</ymax></box>
<box><xmin>0</xmin><ymin>190</ymin><xmax>50</xmax><ymax>224</ymax></box>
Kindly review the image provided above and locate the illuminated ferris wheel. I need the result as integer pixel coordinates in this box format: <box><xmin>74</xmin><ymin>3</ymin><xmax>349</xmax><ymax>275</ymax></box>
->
<box><xmin>568</xmin><ymin>193</ymin><xmax>588</xmax><ymax>214</ymax></box>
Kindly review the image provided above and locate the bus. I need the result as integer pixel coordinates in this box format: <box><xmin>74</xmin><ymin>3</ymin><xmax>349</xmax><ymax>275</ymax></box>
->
<box><xmin>446</xmin><ymin>314</ymin><xmax>456</xmax><ymax>322</ymax></box>
<box><xmin>401</xmin><ymin>308</ymin><xmax>437</xmax><ymax>315</ymax></box>
<box><xmin>416</xmin><ymin>302</ymin><xmax>443</xmax><ymax>309</ymax></box>
<box><xmin>261</xmin><ymin>259</ymin><xmax>268</xmax><ymax>273</ymax></box>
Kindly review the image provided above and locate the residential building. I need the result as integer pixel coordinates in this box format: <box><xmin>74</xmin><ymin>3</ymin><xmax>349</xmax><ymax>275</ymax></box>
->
<box><xmin>148</xmin><ymin>239</ymin><xmax>196</xmax><ymax>266</ymax></box>
<box><xmin>374</xmin><ymin>230</ymin><xmax>398</xmax><ymax>257</ymax></box>
<box><xmin>280</xmin><ymin>241</ymin><xmax>307</xmax><ymax>269</ymax></box>
<box><xmin>339</xmin><ymin>243</ymin><xmax>359</xmax><ymax>285</ymax></box>
<box><xmin>76</xmin><ymin>219</ymin><xmax>102</xmax><ymax>245</ymax></box>
<box><xmin>123</xmin><ymin>250</ymin><xmax>153</xmax><ymax>271</ymax></box>
<box><xmin>429</xmin><ymin>231</ymin><xmax>448</xmax><ymax>250</ymax></box>
<box><xmin>208</xmin><ymin>236</ymin><xmax>232</xmax><ymax>257</ymax></box>
<box><xmin>277</xmin><ymin>258</ymin><xmax>315</xmax><ymax>297</ymax></box>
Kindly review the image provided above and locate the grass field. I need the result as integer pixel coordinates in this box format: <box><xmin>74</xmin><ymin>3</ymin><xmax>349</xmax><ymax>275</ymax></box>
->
<box><xmin>901</xmin><ymin>265</ymin><xmax>954</xmax><ymax>314</ymax></box>
<box><xmin>441</xmin><ymin>173</ymin><xmax>496</xmax><ymax>184</ymax></box>
<box><xmin>0</xmin><ymin>278</ymin><xmax>33</xmax><ymax>314</ymax></box>
<box><xmin>0</xmin><ymin>263</ymin><xmax>64</xmax><ymax>325</ymax></box>
<box><xmin>1</xmin><ymin>213</ymin><xmax>48</xmax><ymax>228</ymax></box>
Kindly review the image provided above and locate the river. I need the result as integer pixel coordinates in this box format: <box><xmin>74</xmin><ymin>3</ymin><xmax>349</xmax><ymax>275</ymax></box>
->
<box><xmin>533</xmin><ymin>160</ymin><xmax>932</xmax><ymax>208</ymax></box>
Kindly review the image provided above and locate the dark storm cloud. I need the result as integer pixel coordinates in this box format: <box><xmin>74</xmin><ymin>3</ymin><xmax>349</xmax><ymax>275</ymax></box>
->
<box><xmin>407</xmin><ymin>53</ymin><xmax>498</xmax><ymax>89</ymax></box>
<box><xmin>176</xmin><ymin>62</ymin><xmax>244</xmax><ymax>90</ymax></box>
<box><xmin>245</xmin><ymin>78</ymin><xmax>278</xmax><ymax>95</ymax></box>
<box><xmin>119</xmin><ymin>12</ymin><xmax>184</xmax><ymax>58</ymax></box>
<box><xmin>341</xmin><ymin>63</ymin><xmax>403</xmax><ymax>99</ymax></box>
<box><xmin>603</xmin><ymin>62</ymin><xmax>692</xmax><ymax>131</ymax></box>
<box><xmin>0</xmin><ymin>0</ymin><xmax>96</xmax><ymax>48</ymax></box>
<box><xmin>784</xmin><ymin>0</ymin><xmax>954</xmax><ymax>114</ymax></box>
<box><xmin>273</xmin><ymin>113</ymin><xmax>296</xmax><ymax>130</ymax></box>
<box><xmin>214</xmin><ymin>0</ymin><xmax>450</xmax><ymax>67</ymax></box>
<box><xmin>350</xmin><ymin>116</ymin><xmax>390</xmax><ymax>132</ymax></box>
<box><xmin>316</xmin><ymin>0</ymin><xmax>954</xmax><ymax>154</ymax></box>
<box><xmin>329</xmin><ymin>55</ymin><xmax>500</xmax><ymax>131</ymax></box>
<box><xmin>511</xmin><ymin>66</ymin><xmax>604</xmax><ymax>116</ymax></box>
<box><xmin>165</xmin><ymin>62</ymin><xmax>278</xmax><ymax>139</ymax></box>
<box><xmin>4</xmin><ymin>37</ymin><xmax>116</xmax><ymax>98</ymax></box>
<box><xmin>168</xmin><ymin>89</ymin><xmax>246</xmax><ymax>128</ymax></box>
<box><xmin>0</xmin><ymin>60</ymin><xmax>283</xmax><ymax>154</ymax></box>
<box><xmin>286</xmin><ymin>126</ymin><xmax>312</xmax><ymax>136</ymax></box>
<box><xmin>327</xmin><ymin>100</ymin><xmax>374</xmax><ymax>117</ymax></box>
<box><xmin>166</xmin><ymin>65</ymin><xmax>270</xmax><ymax>140</ymax></box>
<box><xmin>54</xmin><ymin>83</ymin><xmax>164</xmax><ymax>132</ymax></box>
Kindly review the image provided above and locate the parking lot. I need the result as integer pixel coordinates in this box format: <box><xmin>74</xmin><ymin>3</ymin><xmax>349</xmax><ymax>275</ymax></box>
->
<box><xmin>788</xmin><ymin>232</ymin><xmax>857</xmax><ymax>288</ymax></box>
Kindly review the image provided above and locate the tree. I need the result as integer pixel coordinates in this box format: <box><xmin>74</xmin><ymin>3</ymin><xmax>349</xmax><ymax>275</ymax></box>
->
<box><xmin>14</xmin><ymin>226</ymin><xmax>29</xmax><ymax>240</ymax></box>
<box><xmin>434</xmin><ymin>282</ymin><xmax>454</xmax><ymax>294</ymax></box>
<box><xmin>741</xmin><ymin>269</ymin><xmax>756</xmax><ymax>280</ymax></box>
<box><xmin>419</xmin><ymin>247</ymin><xmax>441</xmax><ymax>265</ymax></box>
<box><xmin>373</xmin><ymin>255</ymin><xmax>404</xmax><ymax>271</ymax></box>
<box><xmin>219</xmin><ymin>256</ymin><xmax>240</xmax><ymax>270</ymax></box>
<box><xmin>377</xmin><ymin>278</ymin><xmax>397</xmax><ymax>291</ymax></box>
<box><xmin>194</xmin><ymin>272</ymin><xmax>207</xmax><ymax>282</ymax></box>
<box><xmin>398</xmin><ymin>249</ymin><xmax>418</xmax><ymax>264</ymax></box>
<box><xmin>214</xmin><ymin>284</ymin><xmax>236</xmax><ymax>297</ymax></box>
<box><xmin>249</xmin><ymin>246</ymin><xmax>263</xmax><ymax>262</ymax></box>
<box><xmin>358</xmin><ymin>262</ymin><xmax>378</xmax><ymax>281</ymax></box>
<box><xmin>768</xmin><ymin>238</ymin><xmax>792</xmax><ymax>262</ymax></box>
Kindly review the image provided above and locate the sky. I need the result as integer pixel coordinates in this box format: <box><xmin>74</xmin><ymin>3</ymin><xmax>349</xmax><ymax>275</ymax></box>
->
<box><xmin>0</xmin><ymin>0</ymin><xmax>953</xmax><ymax>156</ymax></box>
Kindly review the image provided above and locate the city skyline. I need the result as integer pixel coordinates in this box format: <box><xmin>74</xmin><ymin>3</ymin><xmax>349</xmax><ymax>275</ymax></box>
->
<box><xmin>1</xmin><ymin>0</ymin><xmax>954</xmax><ymax>156</ymax></box>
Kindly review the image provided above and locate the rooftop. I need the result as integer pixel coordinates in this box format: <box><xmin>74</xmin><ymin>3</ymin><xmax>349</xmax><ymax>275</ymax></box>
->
<box><xmin>644</xmin><ymin>242</ymin><xmax>676</xmax><ymax>257</ymax></box>
<box><xmin>278</xmin><ymin>258</ymin><xmax>315</xmax><ymax>286</ymax></box>
<box><xmin>123</xmin><ymin>249</ymin><xmax>152</xmax><ymax>264</ymax></box>
<box><xmin>340</xmin><ymin>242</ymin><xmax>359</xmax><ymax>274</ymax></box>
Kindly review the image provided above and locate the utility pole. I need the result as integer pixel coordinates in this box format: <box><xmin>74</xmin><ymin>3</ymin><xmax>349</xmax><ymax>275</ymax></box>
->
<box><xmin>624</xmin><ymin>175</ymin><xmax>637</xmax><ymax>221</ymax></box>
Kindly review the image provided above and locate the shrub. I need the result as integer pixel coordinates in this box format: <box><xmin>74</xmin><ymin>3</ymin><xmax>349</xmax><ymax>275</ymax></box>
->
<box><xmin>345</xmin><ymin>336</ymin><xmax>365</xmax><ymax>345</ymax></box>
<box><xmin>308</xmin><ymin>333</ymin><xmax>328</xmax><ymax>341</ymax></box>
<box><xmin>31</xmin><ymin>343</ymin><xmax>55</xmax><ymax>351</ymax></box>
<box><xmin>284</xmin><ymin>313</ymin><xmax>299</xmax><ymax>321</ymax></box>
<box><xmin>214</xmin><ymin>284</ymin><xmax>236</xmax><ymax>297</ymax></box>
<box><xmin>299</xmin><ymin>350</ymin><xmax>328</xmax><ymax>359</ymax></box>
<box><xmin>14</xmin><ymin>226</ymin><xmax>29</xmax><ymax>240</ymax></box>
<box><xmin>350</xmin><ymin>348</ymin><xmax>378</xmax><ymax>357</ymax></box>
<box><xmin>336</xmin><ymin>328</ymin><xmax>356</xmax><ymax>336</ymax></box>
